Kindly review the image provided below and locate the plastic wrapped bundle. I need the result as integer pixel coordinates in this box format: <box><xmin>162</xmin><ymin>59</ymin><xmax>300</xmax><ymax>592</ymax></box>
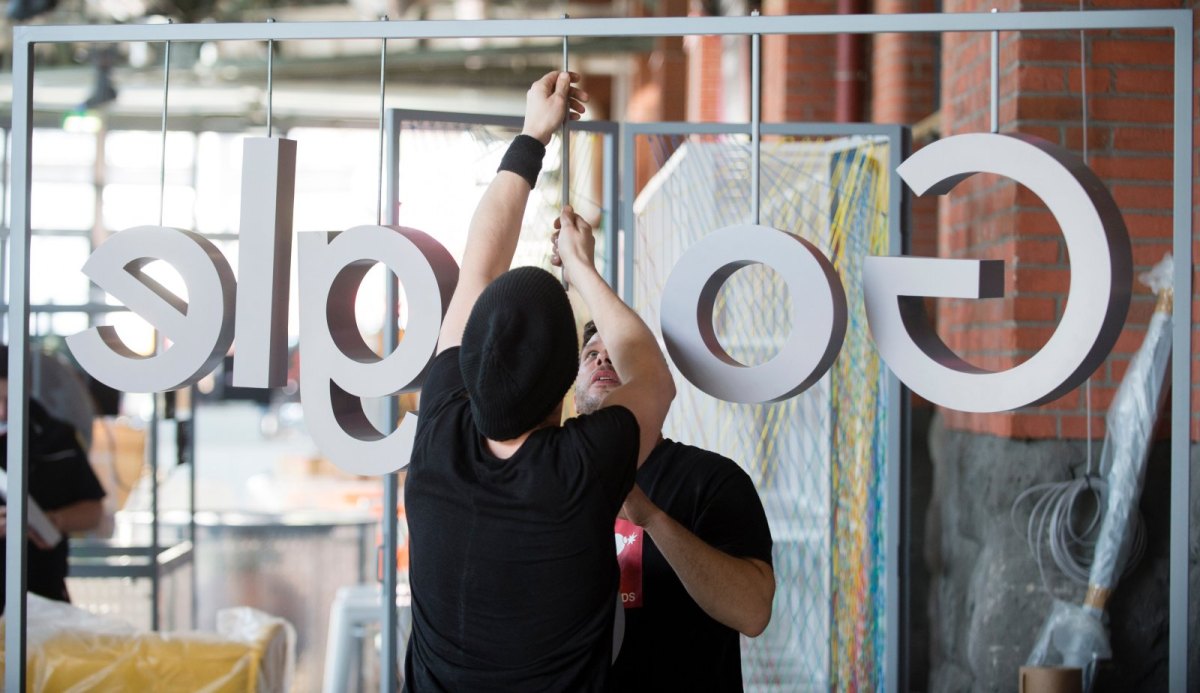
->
<box><xmin>0</xmin><ymin>593</ymin><xmax>295</xmax><ymax>692</ymax></box>
<box><xmin>1025</xmin><ymin>254</ymin><xmax>1173</xmax><ymax>691</ymax></box>
<box><xmin>1027</xmin><ymin>599</ymin><xmax>1111</xmax><ymax>674</ymax></box>
<box><xmin>1085</xmin><ymin>254</ymin><xmax>1172</xmax><ymax>609</ymax></box>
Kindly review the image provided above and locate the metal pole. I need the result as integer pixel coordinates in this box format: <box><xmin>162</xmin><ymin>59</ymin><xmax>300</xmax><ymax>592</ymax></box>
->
<box><xmin>149</xmin><ymin>394</ymin><xmax>161</xmax><ymax>631</ymax></box>
<box><xmin>187</xmin><ymin>385</ymin><xmax>197</xmax><ymax>629</ymax></box>
<box><xmin>376</xmin><ymin>16</ymin><xmax>388</xmax><ymax>227</ymax></box>
<box><xmin>561</xmin><ymin>14</ymin><xmax>570</xmax><ymax>208</ymax></box>
<box><xmin>620</xmin><ymin>123</ymin><xmax>636</xmax><ymax>304</ymax></box>
<box><xmin>888</xmin><ymin>125</ymin><xmax>913</xmax><ymax>693</ymax></box>
<box><xmin>266</xmin><ymin>18</ymin><xmax>275</xmax><ymax>136</ymax></box>
<box><xmin>750</xmin><ymin>12</ymin><xmax>761</xmax><ymax>225</ymax></box>
<box><xmin>603</xmin><ymin>129</ymin><xmax>619</xmax><ymax>290</ymax></box>
<box><xmin>560</xmin><ymin>13</ymin><xmax>571</xmax><ymax>291</ymax></box>
<box><xmin>1079</xmin><ymin>2</ymin><xmax>1093</xmax><ymax>476</ymax></box>
<box><xmin>5</xmin><ymin>36</ymin><xmax>33</xmax><ymax>693</ymax></box>
<box><xmin>15</xmin><ymin>10</ymin><xmax>1193</xmax><ymax>43</ymax></box>
<box><xmin>1</xmin><ymin>125</ymin><xmax>9</xmax><ymax>306</ymax></box>
<box><xmin>158</xmin><ymin>29</ymin><xmax>171</xmax><ymax>228</ymax></box>
<box><xmin>381</xmin><ymin>109</ymin><xmax>401</xmax><ymax>693</ymax></box>
<box><xmin>150</xmin><ymin>29</ymin><xmax>172</xmax><ymax>632</ymax></box>
<box><xmin>1168</xmin><ymin>18</ymin><xmax>1193</xmax><ymax>693</ymax></box>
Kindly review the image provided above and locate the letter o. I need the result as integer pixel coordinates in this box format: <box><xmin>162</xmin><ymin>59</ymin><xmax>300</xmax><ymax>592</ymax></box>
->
<box><xmin>660</xmin><ymin>224</ymin><xmax>847</xmax><ymax>403</ymax></box>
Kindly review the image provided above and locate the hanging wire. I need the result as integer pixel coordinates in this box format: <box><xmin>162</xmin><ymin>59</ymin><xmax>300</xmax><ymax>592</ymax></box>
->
<box><xmin>1012</xmin><ymin>477</ymin><xmax>1146</xmax><ymax>592</ymax></box>
<box><xmin>750</xmin><ymin>10</ymin><xmax>761</xmax><ymax>225</ymax></box>
<box><xmin>377</xmin><ymin>15</ymin><xmax>389</xmax><ymax>226</ymax></box>
<box><xmin>266</xmin><ymin>18</ymin><xmax>275</xmax><ymax>137</ymax></box>
<box><xmin>1008</xmin><ymin>0</ymin><xmax>1152</xmax><ymax>593</ymax></box>
<box><xmin>158</xmin><ymin>21</ymin><xmax>172</xmax><ymax>227</ymax></box>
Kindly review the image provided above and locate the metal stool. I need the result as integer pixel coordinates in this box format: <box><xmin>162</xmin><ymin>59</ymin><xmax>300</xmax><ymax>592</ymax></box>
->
<box><xmin>322</xmin><ymin>583</ymin><xmax>412</xmax><ymax>693</ymax></box>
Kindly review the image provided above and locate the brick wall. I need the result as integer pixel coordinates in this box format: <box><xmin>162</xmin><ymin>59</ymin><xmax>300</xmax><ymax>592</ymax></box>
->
<box><xmin>938</xmin><ymin>0</ymin><xmax>1191</xmax><ymax>440</ymax></box>
<box><xmin>870</xmin><ymin>0</ymin><xmax>940</xmax><ymax>257</ymax></box>
<box><xmin>624</xmin><ymin>0</ymin><xmax>689</xmax><ymax>190</ymax></box>
<box><xmin>638</xmin><ymin>0</ymin><xmax>1196</xmax><ymax>439</ymax></box>
<box><xmin>762</xmin><ymin>0</ymin><xmax>840</xmax><ymax>123</ymax></box>
<box><xmin>687</xmin><ymin>32</ymin><xmax>726</xmax><ymax>122</ymax></box>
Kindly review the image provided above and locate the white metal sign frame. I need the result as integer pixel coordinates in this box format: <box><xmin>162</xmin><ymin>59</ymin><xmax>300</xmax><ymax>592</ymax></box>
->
<box><xmin>5</xmin><ymin>9</ymin><xmax>1193</xmax><ymax>692</ymax></box>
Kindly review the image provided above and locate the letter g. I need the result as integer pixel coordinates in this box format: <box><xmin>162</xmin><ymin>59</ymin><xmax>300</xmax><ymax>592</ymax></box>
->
<box><xmin>864</xmin><ymin>133</ymin><xmax>1131</xmax><ymax>413</ymax></box>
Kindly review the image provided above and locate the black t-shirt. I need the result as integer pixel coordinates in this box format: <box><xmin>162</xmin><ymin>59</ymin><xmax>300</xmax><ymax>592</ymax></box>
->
<box><xmin>610</xmin><ymin>440</ymin><xmax>774</xmax><ymax>692</ymax></box>
<box><xmin>404</xmin><ymin>347</ymin><xmax>640</xmax><ymax>692</ymax></box>
<box><xmin>0</xmin><ymin>400</ymin><xmax>106</xmax><ymax>613</ymax></box>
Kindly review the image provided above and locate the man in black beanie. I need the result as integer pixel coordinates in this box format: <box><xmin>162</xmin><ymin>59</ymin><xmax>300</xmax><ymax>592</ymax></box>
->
<box><xmin>403</xmin><ymin>71</ymin><xmax>675</xmax><ymax>692</ymax></box>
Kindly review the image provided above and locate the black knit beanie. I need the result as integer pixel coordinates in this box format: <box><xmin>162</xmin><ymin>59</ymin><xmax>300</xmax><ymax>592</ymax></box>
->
<box><xmin>459</xmin><ymin>267</ymin><xmax>578</xmax><ymax>441</ymax></box>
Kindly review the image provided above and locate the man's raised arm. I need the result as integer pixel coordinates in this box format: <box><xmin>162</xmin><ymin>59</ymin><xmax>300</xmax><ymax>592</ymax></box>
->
<box><xmin>554</xmin><ymin>209</ymin><xmax>675</xmax><ymax>465</ymax></box>
<box><xmin>437</xmin><ymin>71</ymin><xmax>587</xmax><ymax>354</ymax></box>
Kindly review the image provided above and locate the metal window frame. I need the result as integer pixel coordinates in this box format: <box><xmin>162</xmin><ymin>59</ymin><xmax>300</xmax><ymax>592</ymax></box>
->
<box><xmin>623</xmin><ymin>120</ymin><xmax>908</xmax><ymax>689</ymax></box>
<box><xmin>5</xmin><ymin>10</ymin><xmax>1192</xmax><ymax>693</ymax></box>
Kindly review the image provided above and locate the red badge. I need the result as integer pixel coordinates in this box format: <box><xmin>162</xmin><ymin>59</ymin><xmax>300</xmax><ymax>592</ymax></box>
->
<box><xmin>614</xmin><ymin>518</ymin><xmax>644</xmax><ymax>608</ymax></box>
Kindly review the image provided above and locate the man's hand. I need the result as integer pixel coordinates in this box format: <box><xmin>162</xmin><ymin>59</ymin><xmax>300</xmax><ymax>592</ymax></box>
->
<box><xmin>618</xmin><ymin>485</ymin><xmax>664</xmax><ymax>529</ymax></box>
<box><xmin>551</xmin><ymin>205</ymin><xmax>595</xmax><ymax>275</ymax></box>
<box><xmin>522</xmin><ymin>71</ymin><xmax>589</xmax><ymax>146</ymax></box>
<box><xmin>619</xmin><ymin>486</ymin><xmax>777</xmax><ymax>636</ymax></box>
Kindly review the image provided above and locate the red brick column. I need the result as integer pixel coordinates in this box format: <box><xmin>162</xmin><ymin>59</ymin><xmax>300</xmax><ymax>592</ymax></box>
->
<box><xmin>871</xmin><ymin>0</ymin><xmax>940</xmax><ymax>257</ymax></box>
<box><xmin>623</xmin><ymin>0</ymin><xmax>689</xmax><ymax>191</ymax></box>
<box><xmin>761</xmin><ymin>0</ymin><xmax>840</xmax><ymax>122</ymax></box>
<box><xmin>687</xmin><ymin>33</ymin><xmax>726</xmax><ymax>122</ymax></box>
<box><xmin>938</xmin><ymin>0</ymin><xmax>1186</xmax><ymax>439</ymax></box>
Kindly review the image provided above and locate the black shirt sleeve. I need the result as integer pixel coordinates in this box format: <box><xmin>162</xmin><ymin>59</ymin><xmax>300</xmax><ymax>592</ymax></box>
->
<box><xmin>561</xmin><ymin>405</ymin><xmax>640</xmax><ymax>510</ymax></box>
<box><xmin>26</xmin><ymin>402</ymin><xmax>106</xmax><ymax>511</ymax></box>
<box><xmin>416</xmin><ymin>348</ymin><xmax>467</xmax><ymax>429</ymax></box>
<box><xmin>693</xmin><ymin>464</ymin><xmax>774</xmax><ymax>567</ymax></box>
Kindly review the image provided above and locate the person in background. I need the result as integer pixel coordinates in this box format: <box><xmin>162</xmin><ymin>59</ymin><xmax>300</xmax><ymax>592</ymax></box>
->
<box><xmin>573</xmin><ymin>321</ymin><xmax>775</xmax><ymax>692</ymax></box>
<box><xmin>0</xmin><ymin>344</ymin><xmax>106</xmax><ymax>613</ymax></box>
<box><xmin>402</xmin><ymin>71</ymin><xmax>675</xmax><ymax>692</ymax></box>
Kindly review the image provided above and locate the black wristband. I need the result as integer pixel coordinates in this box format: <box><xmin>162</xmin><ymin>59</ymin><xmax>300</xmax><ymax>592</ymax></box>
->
<box><xmin>498</xmin><ymin>134</ymin><xmax>546</xmax><ymax>188</ymax></box>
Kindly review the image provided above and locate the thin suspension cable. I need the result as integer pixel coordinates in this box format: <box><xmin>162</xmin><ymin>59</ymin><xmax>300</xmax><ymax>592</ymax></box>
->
<box><xmin>266</xmin><ymin>18</ymin><xmax>275</xmax><ymax>136</ymax></box>
<box><xmin>751</xmin><ymin>10</ymin><xmax>761</xmax><ymax>225</ymax></box>
<box><xmin>158</xmin><ymin>21</ymin><xmax>172</xmax><ymax>227</ymax></box>
<box><xmin>377</xmin><ymin>15</ymin><xmax>388</xmax><ymax>226</ymax></box>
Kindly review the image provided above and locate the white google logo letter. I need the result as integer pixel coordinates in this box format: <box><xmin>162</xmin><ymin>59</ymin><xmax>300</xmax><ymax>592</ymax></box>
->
<box><xmin>297</xmin><ymin>224</ymin><xmax>457</xmax><ymax>475</ymax></box>
<box><xmin>863</xmin><ymin>133</ymin><xmax>1132</xmax><ymax>413</ymax></box>
<box><xmin>660</xmin><ymin>225</ymin><xmax>848</xmax><ymax>404</ymax></box>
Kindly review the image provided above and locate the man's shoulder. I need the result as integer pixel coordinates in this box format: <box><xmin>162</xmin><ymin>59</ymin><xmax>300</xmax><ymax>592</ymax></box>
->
<box><xmin>654</xmin><ymin>439</ymin><xmax>740</xmax><ymax>472</ymax></box>
<box><xmin>646</xmin><ymin>439</ymin><xmax>759</xmax><ymax>499</ymax></box>
<box><xmin>570</xmin><ymin>404</ymin><xmax>638</xmax><ymax>427</ymax></box>
<box><xmin>559</xmin><ymin>405</ymin><xmax>641</xmax><ymax>446</ymax></box>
